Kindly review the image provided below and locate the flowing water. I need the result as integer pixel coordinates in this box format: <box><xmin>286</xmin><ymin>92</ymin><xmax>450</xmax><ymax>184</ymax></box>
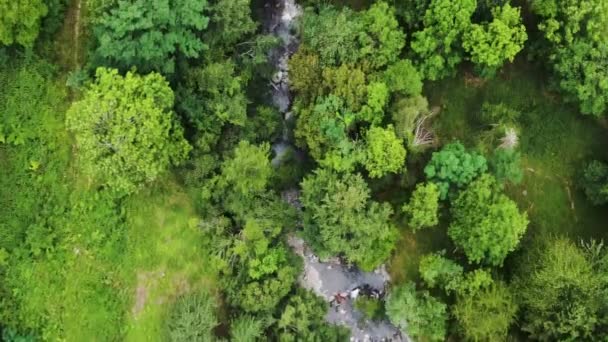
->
<box><xmin>265</xmin><ymin>1</ymin><xmax>406</xmax><ymax>340</ymax></box>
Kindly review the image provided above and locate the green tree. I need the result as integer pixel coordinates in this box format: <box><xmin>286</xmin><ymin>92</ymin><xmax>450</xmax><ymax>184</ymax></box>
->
<box><xmin>301</xmin><ymin>5</ymin><xmax>362</xmax><ymax>66</ymax></box>
<box><xmin>386</xmin><ymin>282</ymin><xmax>447</xmax><ymax>342</ymax></box>
<box><xmin>301</xmin><ymin>169</ymin><xmax>398</xmax><ymax>271</ymax></box>
<box><xmin>65</xmin><ymin>68</ymin><xmax>191</xmax><ymax>194</ymax></box>
<box><xmin>424</xmin><ymin>142</ymin><xmax>488</xmax><ymax>200</ymax></box>
<box><xmin>463</xmin><ymin>4</ymin><xmax>527</xmax><ymax>77</ymax></box>
<box><xmin>582</xmin><ymin>160</ymin><xmax>608</xmax><ymax>205</ymax></box>
<box><xmin>357</xmin><ymin>1</ymin><xmax>406</xmax><ymax>69</ymax></box>
<box><xmin>93</xmin><ymin>0</ymin><xmax>209</xmax><ymax>74</ymax></box>
<box><xmin>449</xmin><ymin>174</ymin><xmax>528</xmax><ymax>266</ymax></box>
<box><xmin>513</xmin><ymin>238</ymin><xmax>608</xmax><ymax>340</ymax></box>
<box><xmin>453</xmin><ymin>281</ymin><xmax>518</xmax><ymax>341</ymax></box>
<box><xmin>419</xmin><ymin>252</ymin><xmax>463</xmax><ymax>289</ymax></box>
<box><xmin>0</xmin><ymin>0</ymin><xmax>48</xmax><ymax>47</ymax></box>
<box><xmin>382</xmin><ymin>59</ymin><xmax>423</xmax><ymax>95</ymax></box>
<box><xmin>403</xmin><ymin>183</ymin><xmax>440</xmax><ymax>230</ymax></box>
<box><xmin>411</xmin><ymin>0</ymin><xmax>476</xmax><ymax>80</ymax></box>
<box><xmin>363</xmin><ymin>125</ymin><xmax>406</xmax><ymax>178</ymax></box>
<box><xmin>166</xmin><ymin>292</ymin><xmax>218</xmax><ymax>342</ymax></box>
<box><xmin>181</xmin><ymin>61</ymin><xmax>248</xmax><ymax>127</ymax></box>
<box><xmin>531</xmin><ymin>0</ymin><xmax>608</xmax><ymax>116</ymax></box>
<box><xmin>276</xmin><ymin>290</ymin><xmax>349</xmax><ymax>342</ymax></box>
<box><xmin>288</xmin><ymin>47</ymin><xmax>322</xmax><ymax>102</ymax></box>
<box><xmin>322</xmin><ymin>64</ymin><xmax>367</xmax><ymax>112</ymax></box>
<box><xmin>204</xmin><ymin>0</ymin><xmax>257</xmax><ymax>50</ymax></box>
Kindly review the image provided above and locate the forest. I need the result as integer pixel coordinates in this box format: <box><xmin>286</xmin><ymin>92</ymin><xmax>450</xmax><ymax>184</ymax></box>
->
<box><xmin>0</xmin><ymin>0</ymin><xmax>607</xmax><ymax>341</ymax></box>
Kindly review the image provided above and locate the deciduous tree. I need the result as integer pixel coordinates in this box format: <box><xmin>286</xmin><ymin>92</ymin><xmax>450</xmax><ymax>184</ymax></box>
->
<box><xmin>301</xmin><ymin>169</ymin><xmax>398</xmax><ymax>271</ymax></box>
<box><xmin>66</xmin><ymin>68</ymin><xmax>191</xmax><ymax>194</ymax></box>
<box><xmin>424</xmin><ymin>142</ymin><xmax>487</xmax><ymax>200</ymax></box>
<box><xmin>94</xmin><ymin>0</ymin><xmax>209</xmax><ymax>74</ymax></box>
<box><xmin>386</xmin><ymin>282</ymin><xmax>447</xmax><ymax>342</ymax></box>
<box><xmin>363</xmin><ymin>125</ymin><xmax>406</xmax><ymax>178</ymax></box>
<box><xmin>0</xmin><ymin>0</ymin><xmax>47</xmax><ymax>47</ymax></box>
<box><xmin>410</xmin><ymin>0</ymin><xmax>476</xmax><ymax>80</ymax></box>
<box><xmin>449</xmin><ymin>174</ymin><xmax>528</xmax><ymax>266</ymax></box>
<box><xmin>403</xmin><ymin>183</ymin><xmax>440</xmax><ymax>230</ymax></box>
<box><xmin>463</xmin><ymin>4</ymin><xmax>527</xmax><ymax>77</ymax></box>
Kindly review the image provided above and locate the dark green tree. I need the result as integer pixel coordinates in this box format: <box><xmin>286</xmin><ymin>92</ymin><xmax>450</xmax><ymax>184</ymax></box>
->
<box><xmin>582</xmin><ymin>160</ymin><xmax>608</xmax><ymax>205</ymax></box>
<box><xmin>94</xmin><ymin>0</ymin><xmax>209</xmax><ymax>74</ymax></box>
<box><xmin>424</xmin><ymin>142</ymin><xmax>488</xmax><ymax>200</ymax></box>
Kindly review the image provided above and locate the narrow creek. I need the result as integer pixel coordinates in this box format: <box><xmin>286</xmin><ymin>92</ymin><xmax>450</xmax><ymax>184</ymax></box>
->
<box><xmin>265</xmin><ymin>1</ymin><xmax>405</xmax><ymax>341</ymax></box>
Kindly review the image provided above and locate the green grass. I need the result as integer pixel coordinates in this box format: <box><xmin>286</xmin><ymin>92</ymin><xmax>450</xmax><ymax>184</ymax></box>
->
<box><xmin>389</xmin><ymin>61</ymin><xmax>608</xmax><ymax>283</ymax></box>
<box><xmin>121</xmin><ymin>179</ymin><xmax>216</xmax><ymax>342</ymax></box>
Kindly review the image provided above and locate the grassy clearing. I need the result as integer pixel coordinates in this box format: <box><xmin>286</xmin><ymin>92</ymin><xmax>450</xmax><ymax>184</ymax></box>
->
<box><xmin>389</xmin><ymin>61</ymin><xmax>608</xmax><ymax>283</ymax></box>
<box><xmin>121</xmin><ymin>179</ymin><xmax>216</xmax><ymax>342</ymax></box>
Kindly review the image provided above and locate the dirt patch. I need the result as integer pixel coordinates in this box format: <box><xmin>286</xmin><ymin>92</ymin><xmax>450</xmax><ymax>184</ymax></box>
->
<box><xmin>132</xmin><ymin>270</ymin><xmax>165</xmax><ymax>318</ymax></box>
<box><xmin>132</xmin><ymin>270</ymin><xmax>194</xmax><ymax>318</ymax></box>
<box><xmin>464</xmin><ymin>71</ymin><xmax>486</xmax><ymax>88</ymax></box>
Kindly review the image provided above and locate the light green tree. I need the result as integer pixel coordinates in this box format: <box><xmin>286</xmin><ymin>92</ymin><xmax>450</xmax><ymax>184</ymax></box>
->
<box><xmin>453</xmin><ymin>281</ymin><xmax>518</xmax><ymax>342</ymax></box>
<box><xmin>463</xmin><ymin>4</ymin><xmax>527</xmax><ymax>77</ymax></box>
<box><xmin>66</xmin><ymin>68</ymin><xmax>191</xmax><ymax>194</ymax></box>
<box><xmin>382</xmin><ymin>59</ymin><xmax>423</xmax><ymax>95</ymax></box>
<box><xmin>411</xmin><ymin>0</ymin><xmax>476</xmax><ymax>80</ymax></box>
<box><xmin>403</xmin><ymin>183</ymin><xmax>440</xmax><ymax>230</ymax></box>
<box><xmin>386</xmin><ymin>282</ymin><xmax>447</xmax><ymax>342</ymax></box>
<box><xmin>0</xmin><ymin>0</ymin><xmax>47</xmax><ymax>47</ymax></box>
<box><xmin>513</xmin><ymin>238</ymin><xmax>608</xmax><ymax>340</ymax></box>
<box><xmin>419</xmin><ymin>252</ymin><xmax>463</xmax><ymax>288</ymax></box>
<box><xmin>358</xmin><ymin>1</ymin><xmax>406</xmax><ymax>69</ymax></box>
<box><xmin>94</xmin><ymin>0</ymin><xmax>209</xmax><ymax>74</ymax></box>
<box><xmin>449</xmin><ymin>174</ymin><xmax>528</xmax><ymax>266</ymax></box>
<box><xmin>364</xmin><ymin>125</ymin><xmax>406</xmax><ymax>178</ymax></box>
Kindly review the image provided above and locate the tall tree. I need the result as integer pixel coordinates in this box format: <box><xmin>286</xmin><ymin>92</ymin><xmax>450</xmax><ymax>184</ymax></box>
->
<box><xmin>386</xmin><ymin>282</ymin><xmax>447</xmax><ymax>342</ymax></box>
<box><xmin>301</xmin><ymin>169</ymin><xmax>398</xmax><ymax>271</ymax></box>
<box><xmin>403</xmin><ymin>183</ymin><xmax>440</xmax><ymax>230</ymax></box>
<box><xmin>513</xmin><ymin>238</ymin><xmax>608</xmax><ymax>340</ymax></box>
<box><xmin>411</xmin><ymin>0</ymin><xmax>476</xmax><ymax>80</ymax></box>
<box><xmin>531</xmin><ymin>0</ymin><xmax>608</xmax><ymax>116</ymax></box>
<box><xmin>65</xmin><ymin>68</ymin><xmax>191</xmax><ymax>194</ymax></box>
<box><xmin>462</xmin><ymin>3</ymin><xmax>527</xmax><ymax>77</ymax></box>
<box><xmin>0</xmin><ymin>0</ymin><xmax>48</xmax><ymax>47</ymax></box>
<box><xmin>424</xmin><ymin>142</ymin><xmax>488</xmax><ymax>200</ymax></box>
<box><xmin>449</xmin><ymin>174</ymin><xmax>528</xmax><ymax>266</ymax></box>
<box><xmin>93</xmin><ymin>0</ymin><xmax>209</xmax><ymax>74</ymax></box>
<box><xmin>363</xmin><ymin>125</ymin><xmax>406</xmax><ymax>178</ymax></box>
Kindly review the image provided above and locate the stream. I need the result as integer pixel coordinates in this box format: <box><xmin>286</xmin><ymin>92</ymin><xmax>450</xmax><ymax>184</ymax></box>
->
<box><xmin>265</xmin><ymin>1</ymin><xmax>405</xmax><ymax>341</ymax></box>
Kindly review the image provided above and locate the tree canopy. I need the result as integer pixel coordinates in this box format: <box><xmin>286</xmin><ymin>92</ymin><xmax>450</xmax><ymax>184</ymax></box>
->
<box><xmin>0</xmin><ymin>0</ymin><xmax>48</xmax><ymax>47</ymax></box>
<box><xmin>66</xmin><ymin>68</ymin><xmax>191</xmax><ymax>194</ymax></box>
<box><xmin>301</xmin><ymin>169</ymin><xmax>398</xmax><ymax>271</ymax></box>
<box><xmin>449</xmin><ymin>174</ymin><xmax>528</xmax><ymax>266</ymax></box>
<box><xmin>93</xmin><ymin>0</ymin><xmax>209</xmax><ymax>74</ymax></box>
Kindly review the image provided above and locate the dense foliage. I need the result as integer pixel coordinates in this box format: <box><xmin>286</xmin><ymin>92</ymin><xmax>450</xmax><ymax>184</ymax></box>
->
<box><xmin>2</xmin><ymin>0</ymin><xmax>607</xmax><ymax>340</ymax></box>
